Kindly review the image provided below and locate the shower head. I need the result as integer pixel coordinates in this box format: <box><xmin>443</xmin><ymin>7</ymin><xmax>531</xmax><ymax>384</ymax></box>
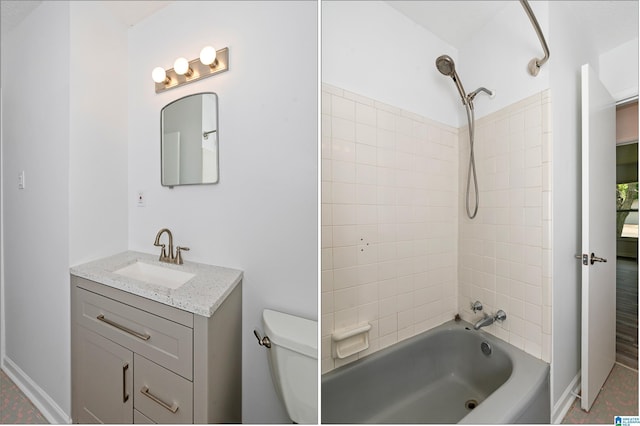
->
<box><xmin>435</xmin><ymin>55</ymin><xmax>468</xmax><ymax>106</ymax></box>
<box><xmin>435</xmin><ymin>54</ymin><xmax>456</xmax><ymax>77</ymax></box>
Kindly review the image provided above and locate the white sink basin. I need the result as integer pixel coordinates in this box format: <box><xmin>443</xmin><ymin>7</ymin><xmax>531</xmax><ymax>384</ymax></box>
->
<box><xmin>114</xmin><ymin>261</ymin><xmax>195</xmax><ymax>290</ymax></box>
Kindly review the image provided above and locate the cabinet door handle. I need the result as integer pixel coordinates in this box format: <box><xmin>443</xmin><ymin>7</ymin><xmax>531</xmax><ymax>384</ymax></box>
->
<box><xmin>140</xmin><ymin>385</ymin><xmax>179</xmax><ymax>413</ymax></box>
<box><xmin>122</xmin><ymin>363</ymin><xmax>129</xmax><ymax>403</ymax></box>
<box><xmin>96</xmin><ymin>314</ymin><xmax>151</xmax><ymax>341</ymax></box>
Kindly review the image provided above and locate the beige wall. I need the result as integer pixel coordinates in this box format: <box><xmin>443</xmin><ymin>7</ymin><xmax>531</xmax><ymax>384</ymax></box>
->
<box><xmin>321</xmin><ymin>87</ymin><xmax>553</xmax><ymax>374</ymax></box>
<box><xmin>457</xmin><ymin>91</ymin><xmax>553</xmax><ymax>362</ymax></box>
<box><xmin>617</xmin><ymin>102</ymin><xmax>638</xmax><ymax>145</ymax></box>
<box><xmin>321</xmin><ymin>83</ymin><xmax>459</xmax><ymax>373</ymax></box>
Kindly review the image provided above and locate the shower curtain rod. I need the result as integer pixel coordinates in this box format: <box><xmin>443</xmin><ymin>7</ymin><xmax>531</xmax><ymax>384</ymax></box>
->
<box><xmin>520</xmin><ymin>0</ymin><xmax>550</xmax><ymax>77</ymax></box>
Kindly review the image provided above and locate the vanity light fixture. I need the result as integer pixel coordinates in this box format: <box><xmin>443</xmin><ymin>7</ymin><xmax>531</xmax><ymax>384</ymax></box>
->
<box><xmin>152</xmin><ymin>45</ymin><xmax>229</xmax><ymax>94</ymax></box>
<box><xmin>152</xmin><ymin>67</ymin><xmax>171</xmax><ymax>85</ymax></box>
<box><xmin>173</xmin><ymin>57</ymin><xmax>193</xmax><ymax>77</ymax></box>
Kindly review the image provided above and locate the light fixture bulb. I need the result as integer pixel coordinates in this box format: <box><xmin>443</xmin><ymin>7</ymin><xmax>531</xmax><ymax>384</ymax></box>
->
<box><xmin>152</xmin><ymin>67</ymin><xmax>168</xmax><ymax>84</ymax></box>
<box><xmin>199</xmin><ymin>46</ymin><xmax>217</xmax><ymax>66</ymax></box>
<box><xmin>174</xmin><ymin>57</ymin><xmax>192</xmax><ymax>76</ymax></box>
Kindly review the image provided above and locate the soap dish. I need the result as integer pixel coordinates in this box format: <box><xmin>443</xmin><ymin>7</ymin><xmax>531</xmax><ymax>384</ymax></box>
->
<box><xmin>331</xmin><ymin>323</ymin><xmax>372</xmax><ymax>359</ymax></box>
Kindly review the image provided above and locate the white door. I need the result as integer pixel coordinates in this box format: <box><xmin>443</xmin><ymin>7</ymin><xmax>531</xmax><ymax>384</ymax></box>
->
<box><xmin>580</xmin><ymin>63</ymin><xmax>616</xmax><ymax>411</ymax></box>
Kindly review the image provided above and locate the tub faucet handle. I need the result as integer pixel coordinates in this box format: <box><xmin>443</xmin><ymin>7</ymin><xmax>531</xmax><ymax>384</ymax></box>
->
<box><xmin>471</xmin><ymin>301</ymin><xmax>483</xmax><ymax>313</ymax></box>
<box><xmin>494</xmin><ymin>310</ymin><xmax>507</xmax><ymax>322</ymax></box>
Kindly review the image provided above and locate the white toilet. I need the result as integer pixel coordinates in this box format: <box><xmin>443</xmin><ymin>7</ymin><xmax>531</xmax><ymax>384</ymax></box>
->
<box><xmin>262</xmin><ymin>309</ymin><xmax>318</xmax><ymax>424</ymax></box>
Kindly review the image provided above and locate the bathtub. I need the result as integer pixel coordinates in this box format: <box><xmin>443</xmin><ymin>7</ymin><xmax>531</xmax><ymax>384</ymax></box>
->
<box><xmin>322</xmin><ymin>319</ymin><xmax>550</xmax><ymax>424</ymax></box>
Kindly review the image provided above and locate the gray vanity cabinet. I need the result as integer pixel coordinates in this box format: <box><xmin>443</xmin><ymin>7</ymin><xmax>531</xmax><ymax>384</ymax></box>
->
<box><xmin>71</xmin><ymin>275</ymin><xmax>242</xmax><ymax>424</ymax></box>
<box><xmin>74</xmin><ymin>325</ymin><xmax>134</xmax><ymax>423</ymax></box>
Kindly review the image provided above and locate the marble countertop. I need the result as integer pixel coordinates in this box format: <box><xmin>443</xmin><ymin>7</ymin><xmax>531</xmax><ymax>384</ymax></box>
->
<box><xmin>70</xmin><ymin>251</ymin><xmax>243</xmax><ymax>317</ymax></box>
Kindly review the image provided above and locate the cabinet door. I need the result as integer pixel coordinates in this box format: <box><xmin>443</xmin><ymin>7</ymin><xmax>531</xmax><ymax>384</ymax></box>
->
<box><xmin>74</xmin><ymin>326</ymin><xmax>133</xmax><ymax>423</ymax></box>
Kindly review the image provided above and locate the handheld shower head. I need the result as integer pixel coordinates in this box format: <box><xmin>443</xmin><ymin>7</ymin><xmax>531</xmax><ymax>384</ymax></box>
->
<box><xmin>435</xmin><ymin>55</ymin><xmax>468</xmax><ymax>105</ymax></box>
<box><xmin>435</xmin><ymin>55</ymin><xmax>456</xmax><ymax>77</ymax></box>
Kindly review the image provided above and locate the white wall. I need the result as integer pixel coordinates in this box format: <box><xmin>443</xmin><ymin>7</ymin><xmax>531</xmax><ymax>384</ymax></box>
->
<box><xmin>1</xmin><ymin>1</ymin><xmax>131</xmax><ymax>421</ymax></box>
<box><xmin>322</xmin><ymin>1</ymin><xmax>459</xmax><ymax>127</ymax></box>
<box><xmin>69</xmin><ymin>1</ymin><xmax>129</xmax><ymax>267</ymax></box>
<box><xmin>1</xmin><ymin>2</ymin><xmax>72</xmax><ymax>421</ymax></box>
<box><xmin>599</xmin><ymin>37</ymin><xmax>639</xmax><ymax>101</ymax></box>
<box><xmin>458</xmin><ymin>1</ymin><xmax>550</xmax><ymax>121</ymax></box>
<box><xmin>126</xmin><ymin>2</ymin><xmax>318</xmax><ymax>423</ymax></box>
<box><xmin>547</xmin><ymin>7</ymin><xmax>638</xmax><ymax>421</ymax></box>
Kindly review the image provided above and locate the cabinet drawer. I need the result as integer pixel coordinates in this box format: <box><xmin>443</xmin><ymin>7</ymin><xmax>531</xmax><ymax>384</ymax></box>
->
<box><xmin>74</xmin><ymin>287</ymin><xmax>193</xmax><ymax>379</ymax></box>
<box><xmin>134</xmin><ymin>354</ymin><xmax>193</xmax><ymax>424</ymax></box>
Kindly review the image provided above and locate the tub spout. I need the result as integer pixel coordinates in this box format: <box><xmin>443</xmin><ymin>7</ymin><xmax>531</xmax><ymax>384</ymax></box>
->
<box><xmin>474</xmin><ymin>314</ymin><xmax>494</xmax><ymax>330</ymax></box>
<box><xmin>474</xmin><ymin>310</ymin><xmax>507</xmax><ymax>330</ymax></box>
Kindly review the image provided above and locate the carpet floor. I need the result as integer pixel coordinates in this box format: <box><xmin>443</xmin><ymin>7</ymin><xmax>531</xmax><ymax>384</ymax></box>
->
<box><xmin>562</xmin><ymin>363</ymin><xmax>639</xmax><ymax>424</ymax></box>
<box><xmin>1</xmin><ymin>369</ymin><xmax>48</xmax><ymax>424</ymax></box>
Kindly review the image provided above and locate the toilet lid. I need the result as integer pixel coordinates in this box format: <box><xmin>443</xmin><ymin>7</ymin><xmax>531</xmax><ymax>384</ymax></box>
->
<box><xmin>263</xmin><ymin>309</ymin><xmax>317</xmax><ymax>359</ymax></box>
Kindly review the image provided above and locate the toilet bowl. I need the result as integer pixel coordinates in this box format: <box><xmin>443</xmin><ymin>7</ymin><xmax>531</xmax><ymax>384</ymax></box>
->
<box><xmin>262</xmin><ymin>309</ymin><xmax>317</xmax><ymax>424</ymax></box>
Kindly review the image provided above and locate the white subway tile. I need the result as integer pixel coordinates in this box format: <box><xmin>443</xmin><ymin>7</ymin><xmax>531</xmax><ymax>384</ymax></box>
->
<box><xmin>378</xmin><ymin>314</ymin><xmax>398</xmax><ymax>336</ymax></box>
<box><xmin>332</xmin><ymin>204</ymin><xmax>356</xmax><ymax>225</ymax></box>
<box><xmin>357</xmin><ymin>243</ymin><xmax>378</xmax><ymax>265</ymax></box>
<box><xmin>358</xmin><ymin>263</ymin><xmax>378</xmax><ymax>284</ymax></box>
<box><xmin>377</xmin><ymin>128</ymin><xmax>395</xmax><ymax>150</ymax></box>
<box><xmin>377</xmin><ymin>109</ymin><xmax>396</xmax><ymax>130</ymax></box>
<box><xmin>333</xmin><ymin>266</ymin><xmax>359</xmax><ymax>290</ymax></box>
<box><xmin>356</xmin><ymin>103</ymin><xmax>377</xmax><ymax>126</ymax></box>
<box><xmin>356</xmin><ymin>143</ymin><xmax>377</xmax><ymax>165</ymax></box>
<box><xmin>356</xmin><ymin>123</ymin><xmax>377</xmax><ymax>146</ymax></box>
<box><xmin>332</xmin><ymin>117</ymin><xmax>355</xmax><ymax>143</ymax></box>
<box><xmin>331</xmin><ymin>160</ymin><xmax>356</xmax><ymax>183</ymax></box>
<box><xmin>332</xmin><ymin>96</ymin><xmax>355</xmax><ymax>121</ymax></box>
<box><xmin>332</xmin><ymin>138</ymin><xmax>355</xmax><ymax>163</ymax></box>
<box><xmin>333</xmin><ymin>246</ymin><xmax>358</xmax><ymax>269</ymax></box>
<box><xmin>334</xmin><ymin>287</ymin><xmax>358</xmax><ymax>311</ymax></box>
<box><xmin>321</xmin><ymin>270</ymin><xmax>334</xmax><ymax>293</ymax></box>
<box><xmin>357</xmin><ymin>204</ymin><xmax>378</xmax><ymax>224</ymax></box>
<box><xmin>356</xmin><ymin>184</ymin><xmax>377</xmax><ymax>205</ymax></box>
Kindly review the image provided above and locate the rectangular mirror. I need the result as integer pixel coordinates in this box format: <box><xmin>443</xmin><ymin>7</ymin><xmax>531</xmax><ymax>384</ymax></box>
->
<box><xmin>161</xmin><ymin>92</ymin><xmax>219</xmax><ymax>187</ymax></box>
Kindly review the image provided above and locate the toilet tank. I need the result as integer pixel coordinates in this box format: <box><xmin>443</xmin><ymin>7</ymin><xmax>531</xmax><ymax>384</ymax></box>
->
<box><xmin>262</xmin><ymin>309</ymin><xmax>317</xmax><ymax>424</ymax></box>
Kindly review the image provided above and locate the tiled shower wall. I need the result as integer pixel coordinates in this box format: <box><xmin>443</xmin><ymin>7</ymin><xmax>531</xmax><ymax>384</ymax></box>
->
<box><xmin>321</xmin><ymin>83</ymin><xmax>459</xmax><ymax>373</ymax></box>
<box><xmin>457</xmin><ymin>90</ymin><xmax>553</xmax><ymax>362</ymax></box>
<box><xmin>321</xmin><ymin>85</ymin><xmax>553</xmax><ymax>373</ymax></box>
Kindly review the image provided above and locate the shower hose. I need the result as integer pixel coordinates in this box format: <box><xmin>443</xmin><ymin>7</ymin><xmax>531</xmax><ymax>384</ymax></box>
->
<box><xmin>464</xmin><ymin>104</ymin><xmax>479</xmax><ymax>219</ymax></box>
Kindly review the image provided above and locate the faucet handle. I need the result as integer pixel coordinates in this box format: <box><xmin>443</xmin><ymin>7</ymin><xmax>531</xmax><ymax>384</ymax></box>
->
<box><xmin>471</xmin><ymin>301</ymin><xmax>483</xmax><ymax>313</ymax></box>
<box><xmin>176</xmin><ymin>246</ymin><xmax>190</xmax><ymax>265</ymax></box>
<box><xmin>154</xmin><ymin>243</ymin><xmax>167</xmax><ymax>260</ymax></box>
<box><xmin>494</xmin><ymin>310</ymin><xmax>507</xmax><ymax>322</ymax></box>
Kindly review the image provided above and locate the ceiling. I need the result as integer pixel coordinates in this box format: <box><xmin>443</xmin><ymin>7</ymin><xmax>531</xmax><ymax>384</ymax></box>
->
<box><xmin>387</xmin><ymin>1</ymin><xmax>639</xmax><ymax>54</ymax></box>
<box><xmin>0</xmin><ymin>1</ymin><xmax>171</xmax><ymax>36</ymax></box>
<box><xmin>2</xmin><ymin>1</ymin><xmax>637</xmax><ymax>56</ymax></box>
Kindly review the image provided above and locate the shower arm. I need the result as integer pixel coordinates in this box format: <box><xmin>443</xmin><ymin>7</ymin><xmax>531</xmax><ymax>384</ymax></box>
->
<box><xmin>520</xmin><ymin>0</ymin><xmax>550</xmax><ymax>77</ymax></box>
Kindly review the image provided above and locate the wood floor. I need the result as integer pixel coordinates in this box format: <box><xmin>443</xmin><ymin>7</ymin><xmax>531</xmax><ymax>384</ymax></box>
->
<box><xmin>617</xmin><ymin>256</ymin><xmax>638</xmax><ymax>370</ymax></box>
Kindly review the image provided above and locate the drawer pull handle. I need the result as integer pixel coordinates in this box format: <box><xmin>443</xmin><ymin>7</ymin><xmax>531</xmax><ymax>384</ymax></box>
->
<box><xmin>140</xmin><ymin>385</ymin><xmax>179</xmax><ymax>413</ymax></box>
<box><xmin>96</xmin><ymin>314</ymin><xmax>151</xmax><ymax>341</ymax></box>
<box><xmin>122</xmin><ymin>363</ymin><xmax>129</xmax><ymax>403</ymax></box>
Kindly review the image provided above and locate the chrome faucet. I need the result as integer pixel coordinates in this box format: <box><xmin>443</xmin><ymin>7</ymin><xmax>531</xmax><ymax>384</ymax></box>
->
<box><xmin>153</xmin><ymin>228</ymin><xmax>190</xmax><ymax>265</ymax></box>
<box><xmin>471</xmin><ymin>300</ymin><xmax>483</xmax><ymax>313</ymax></box>
<box><xmin>474</xmin><ymin>310</ymin><xmax>507</xmax><ymax>330</ymax></box>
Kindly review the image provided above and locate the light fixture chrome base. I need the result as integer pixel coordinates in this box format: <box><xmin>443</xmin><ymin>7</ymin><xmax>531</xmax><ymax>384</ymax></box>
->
<box><xmin>155</xmin><ymin>47</ymin><xmax>229</xmax><ymax>93</ymax></box>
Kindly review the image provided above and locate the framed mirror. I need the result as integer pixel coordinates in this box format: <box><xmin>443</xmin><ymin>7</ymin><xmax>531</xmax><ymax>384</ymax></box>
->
<box><xmin>161</xmin><ymin>92</ymin><xmax>219</xmax><ymax>187</ymax></box>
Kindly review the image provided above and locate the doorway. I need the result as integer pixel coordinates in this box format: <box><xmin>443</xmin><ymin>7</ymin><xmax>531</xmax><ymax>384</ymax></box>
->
<box><xmin>615</xmin><ymin>100</ymin><xmax>638</xmax><ymax>370</ymax></box>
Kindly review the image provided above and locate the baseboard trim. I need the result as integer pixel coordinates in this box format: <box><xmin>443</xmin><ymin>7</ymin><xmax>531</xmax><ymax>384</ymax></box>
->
<box><xmin>1</xmin><ymin>356</ymin><xmax>71</xmax><ymax>424</ymax></box>
<box><xmin>552</xmin><ymin>371</ymin><xmax>581</xmax><ymax>424</ymax></box>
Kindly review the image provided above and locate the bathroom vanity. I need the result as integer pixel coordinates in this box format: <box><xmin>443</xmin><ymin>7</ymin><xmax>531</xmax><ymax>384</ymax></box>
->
<box><xmin>70</xmin><ymin>251</ymin><xmax>242</xmax><ymax>424</ymax></box>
